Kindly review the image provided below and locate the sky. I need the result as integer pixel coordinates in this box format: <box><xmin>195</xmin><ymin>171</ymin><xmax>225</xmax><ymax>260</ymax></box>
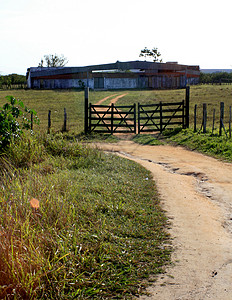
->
<box><xmin>0</xmin><ymin>0</ymin><xmax>232</xmax><ymax>75</ymax></box>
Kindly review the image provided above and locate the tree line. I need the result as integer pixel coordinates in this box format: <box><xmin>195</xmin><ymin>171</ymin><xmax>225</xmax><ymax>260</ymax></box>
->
<box><xmin>200</xmin><ymin>72</ymin><xmax>232</xmax><ymax>84</ymax></box>
<box><xmin>0</xmin><ymin>74</ymin><xmax>27</xmax><ymax>89</ymax></box>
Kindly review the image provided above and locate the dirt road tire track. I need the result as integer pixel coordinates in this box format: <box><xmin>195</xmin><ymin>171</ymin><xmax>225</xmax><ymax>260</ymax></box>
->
<box><xmin>96</xmin><ymin>140</ymin><xmax>232</xmax><ymax>300</ymax></box>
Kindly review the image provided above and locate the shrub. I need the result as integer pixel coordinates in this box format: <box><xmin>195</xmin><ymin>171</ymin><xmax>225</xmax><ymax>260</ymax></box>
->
<box><xmin>0</xmin><ymin>96</ymin><xmax>39</xmax><ymax>150</ymax></box>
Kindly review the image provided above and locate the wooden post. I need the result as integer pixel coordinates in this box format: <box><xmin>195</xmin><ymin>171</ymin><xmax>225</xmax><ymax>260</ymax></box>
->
<box><xmin>63</xmin><ymin>108</ymin><xmax>67</xmax><ymax>132</ymax></box>
<box><xmin>138</xmin><ymin>103</ymin><xmax>140</xmax><ymax>134</ymax></box>
<box><xmin>182</xmin><ymin>100</ymin><xmax>185</xmax><ymax>129</ymax></box>
<box><xmin>84</xmin><ymin>87</ymin><xmax>89</xmax><ymax>134</ymax></box>
<box><xmin>160</xmin><ymin>101</ymin><xmax>163</xmax><ymax>133</ymax></box>
<box><xmin>212</xmin><ymin>108</ymin><xmax>215</xmax><ymax>135</ymax></box>
<box><xmin>185</xmin><ymin>86</ymin><xmax>190</xmax><ymax>128</ymax></box>
<box><xmin>203</xmin><ymin>103</ymin><xmax>207</xmax><ymax>133</ymax></box>
<box><xmin>48</xmin><ymin>110</ymin><xmax>51</xmax><ymax>134</ymax></box>
<box><xmin>194</xmin><ymin>104</ymin><xmax>197</xmax><ymax>132</ymax></box>
<box><xmin>31</xmin><ymin>112</ymin><xmax>33</xmax><ymax>131</ymax></box>
<box><xmin>229</xmin><ymin>106</ymin><xmax>231</xmax><ymax>138</ymax></box>
<box><xmin>89</xmin><ymin>103</ymin><xmax>92</xmax><ymax>133</ymax></box>
<box><xmin>219</xmin><ymin>102</ymin><xmax>224</xmax><ymax>136</ymax></box>
<box><xmin>111</xmin><ymin>103</ymin><xmax>114</xmax><ymax>134</ymax></box>
<box><xmin>133</xmin><ymin>103</ymin><xmax>136</xmax><ymax>134</ymax></box>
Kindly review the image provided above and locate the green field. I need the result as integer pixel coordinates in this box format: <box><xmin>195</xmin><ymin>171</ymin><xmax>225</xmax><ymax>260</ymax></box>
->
<box><xmin>1</xmin><ymin>85</ymin><xmax>232</xmax><ymax>134</ymax></box>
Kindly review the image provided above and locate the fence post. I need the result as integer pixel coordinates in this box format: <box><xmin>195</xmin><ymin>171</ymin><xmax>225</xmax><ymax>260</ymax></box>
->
<box><xmin>212</xmin><ymin>108</ymin><xmax>215</xmax><ymax>135</ymax></box>
<box><xmin>63</xmin><ymin>108</ymin><xmax>67</xmax><ymax>132</ymax></box>
<box><xmin>203</xmin><ymin>103</ymin><xmax>207</xmax><ymax>133</ymax></box>
<box><xmin>229</xmin><ymin>106</ymin><xmax>231</xmax><ymax>138</ymax></box>
<box><xmin>48</xmin><ymin>110</ymin><xmax>51</xmax><ymax>134</ymax></box>
<box><xmin>194</xmin><ymin>104</ymin><xmax>197</xmax><ymax>132</ymax></box>
<box><xmin>111</xmin><ymin>103</ymin><xmax>114</xmax><ymax>134</ymax></box>
<box><xmin>185</xmin><ymin>86</ymin><xmax>190</xmax><ymax>128</ymax></box>
<box><xmin>160</xmin><ymin>101</ymin><xmax>163</xmax><ymax>133</ymax></box>
<box><xmin>219</xmin><ymin>102</ymin><xmax>224</xmax><ymax>136</ymax></box>
<box><xmin>31</xmin><ymin>112</ymin><xmax>33</xmax><ymax>131</ymax></box>
<box><xmin>84</xmin><ymin>87</ymin><xmax>89</xmax><ymax>134</ymax></box>
<box><xmin>89</xmin><ymin>103</ymin><xmax>92</xmax><ymax>132</ymax></box>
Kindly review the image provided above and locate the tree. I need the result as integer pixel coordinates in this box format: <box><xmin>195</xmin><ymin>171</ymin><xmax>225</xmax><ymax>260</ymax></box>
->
<box><xmin>38</xmin><ymin>54</ymin><xmax>68</xmax><ymax>67</ymax></box>
<box><xmin>139</xmin><ymin>47</ymin><xmax>162</xmax><ymax>62</ymax></box>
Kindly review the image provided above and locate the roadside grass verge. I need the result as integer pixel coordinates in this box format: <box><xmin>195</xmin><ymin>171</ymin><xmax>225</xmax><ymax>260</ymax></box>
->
<box><xmin>0</xmin><ymin>133</ymin><xmax>171</xmax><ymax>299</ymax></box>
<box><xmin>132</xmin><ymin>128</ymin><xmax>232</xmax><ymax>162</ymax></box>
<box><xmin>162</xmin><ymin>128</ymin><xmax>232</xmax><ymax>161</ymax></box>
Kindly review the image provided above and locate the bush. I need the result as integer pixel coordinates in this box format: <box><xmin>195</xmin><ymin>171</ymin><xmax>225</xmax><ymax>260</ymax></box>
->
<box><xmin>0</xmin><ymin>96</ymin><xmax>39</xmax><ymax>150</ymax></box>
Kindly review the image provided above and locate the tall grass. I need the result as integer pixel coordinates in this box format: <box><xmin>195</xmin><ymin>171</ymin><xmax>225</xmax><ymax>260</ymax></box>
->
<box><xmin>0</xmin><ymin>133</ymin><xmax>170</xmax><ymax>298</ymax></box>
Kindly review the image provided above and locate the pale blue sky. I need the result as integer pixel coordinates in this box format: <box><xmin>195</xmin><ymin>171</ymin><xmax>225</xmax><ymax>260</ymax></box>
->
<box><xmin>0</xmin><ymin>0</ymin><xmax>231</xmax><ymax>75</ymax></box>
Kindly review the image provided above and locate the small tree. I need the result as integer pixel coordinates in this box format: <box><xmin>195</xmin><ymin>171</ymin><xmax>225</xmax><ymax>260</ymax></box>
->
<box><xmin>38</xmin><ymin>54</ymin><xmax>68</xmax><ymax>67</ymax></box>
<box><xmin>139</xmin><ymin>47</ymin><xmax>162</xmax><ymax>62</ymax></box>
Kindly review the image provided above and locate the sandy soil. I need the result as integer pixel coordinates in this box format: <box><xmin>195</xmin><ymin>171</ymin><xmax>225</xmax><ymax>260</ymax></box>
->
<box><xmin>96</xmin><ymin>140</ymin><xmax>232</xmax><ymax>300</ymax></box>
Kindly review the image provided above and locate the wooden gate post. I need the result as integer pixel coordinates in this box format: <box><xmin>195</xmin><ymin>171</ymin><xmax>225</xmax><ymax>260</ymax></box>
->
<box><xmin>133</xmin><ymin>103</ymin><xmax>137</xmax><ymax>134</ymax></box>
<box><xmin>84</xmin><ymin>87</ymin><xmax>89</xmax><ymax>134</ymax></box>
<box><xmin>111</xmin><ymin>103</ymin><xmax>114</xmax><ymax>134</ymax></box>
<box><xmin>138</xmin><ymin>103</ymin><xmax>140</xmax><ymax>134</ymax></box>
<box><xmin>185</xmin><ymin>86</ymin><xmax>190</xmax><ymax>128</ymax></box>
<box><xmin>160</xmin><ymin>101</ymin><xmax>163</xmax><ymax>133</ymax></box>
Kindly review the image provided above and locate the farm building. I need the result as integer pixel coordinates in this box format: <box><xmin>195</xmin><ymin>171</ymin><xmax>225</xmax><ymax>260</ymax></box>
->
<box><xmin>26</xmin><ymin>60</ymin><xmax>200</xmax><ymax>90</ymax></box>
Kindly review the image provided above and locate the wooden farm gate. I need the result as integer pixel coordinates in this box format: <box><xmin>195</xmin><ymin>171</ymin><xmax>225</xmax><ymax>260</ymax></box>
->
<box><xmin>88</xmin><ymin>103</ymin><xmax>136</xmax><ymax>134</ymax></box>
<box><xmin>84</xmin><ymin>87</ymin><xmax>189</xmax><ymax>134</ymax></box>
<box><xmin>138</xmin><ymin>100</ymin><xmax>186</xmax><ymax>133</ymax></box>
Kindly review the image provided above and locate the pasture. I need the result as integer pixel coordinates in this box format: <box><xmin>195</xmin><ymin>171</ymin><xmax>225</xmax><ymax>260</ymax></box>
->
<box><xmin>1</xmin><ymin>85</ymin><xmax>232</xmax><ymax>134</ymax></box>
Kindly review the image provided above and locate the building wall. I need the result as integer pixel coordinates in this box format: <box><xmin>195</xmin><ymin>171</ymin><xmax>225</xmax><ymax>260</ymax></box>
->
<box><xmin>32</xmin><ymin>75</ymin><xmax>198</xmax><ymax>90</ymax></box>
<box><xmin>104</xmin><ymin>77</ymin><xmax>137</xmax><ymax>89</ymax></box>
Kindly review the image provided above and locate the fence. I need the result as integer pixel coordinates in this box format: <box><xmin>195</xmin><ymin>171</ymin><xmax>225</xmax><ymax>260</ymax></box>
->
<box><xmin>194</xmin><ymin>102</ymin><xmax>232</xmax><ymax>138</ymax></box>
<box><xmin>0</xmin><ymin>83</ymin><xmax>27</xmax><ymax>90</ymax></box>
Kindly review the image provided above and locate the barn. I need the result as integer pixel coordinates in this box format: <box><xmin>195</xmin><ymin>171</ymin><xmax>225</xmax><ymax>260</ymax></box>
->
<box><xmin>26</xmin><ymin>60</ymin><xmax>200</xmax><ymax>90</ymax></box>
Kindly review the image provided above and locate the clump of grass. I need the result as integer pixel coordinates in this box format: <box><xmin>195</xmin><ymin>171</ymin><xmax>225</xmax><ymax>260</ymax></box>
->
<box><xmin>0</xmin><ymin>133</ymin><xmax>171</xmax><ymax>299</ymax></box>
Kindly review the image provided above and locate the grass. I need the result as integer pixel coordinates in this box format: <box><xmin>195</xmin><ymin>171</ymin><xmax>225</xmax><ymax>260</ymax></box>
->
<box><xmin>0</xmin><ymin>132</ymin><xmax>171</xmax><ymax>299</ymax></box>
<box><xmin>162</xmin><ymin>128</ymin><xmax>232</xmax><ymax>161</ymax></box>
<box><xmin>1</xmin><ymin>85</ymin><xmax>232</xmax><ymax>135</ymax></box>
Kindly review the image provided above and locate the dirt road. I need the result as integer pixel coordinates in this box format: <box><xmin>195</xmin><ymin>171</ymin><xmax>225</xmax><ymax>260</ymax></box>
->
<box><xmin>96</xmin><ymin>140</ymin><xmax>232</xmax><ymax>300</ymax></box>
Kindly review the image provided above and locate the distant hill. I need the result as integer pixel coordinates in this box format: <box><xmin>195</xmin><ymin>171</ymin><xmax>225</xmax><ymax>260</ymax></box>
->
<box><xmin>201</xmin><ymin>69</ymin><xmax>232</xmax><ymax>74</ymax></box>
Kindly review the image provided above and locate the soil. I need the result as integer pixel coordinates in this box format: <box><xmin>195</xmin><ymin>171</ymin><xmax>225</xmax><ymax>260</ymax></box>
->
<box><xmin>96</xmin><ymin>140</ymin><xmax>232</xmax><ymax>300</ymax></box>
